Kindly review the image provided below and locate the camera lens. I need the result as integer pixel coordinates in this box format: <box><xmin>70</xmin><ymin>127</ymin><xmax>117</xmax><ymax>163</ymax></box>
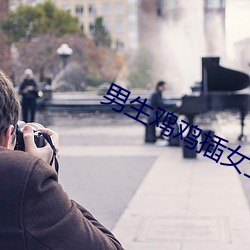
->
<box><xmin>14</xmin><ymin>121</ymin><xmax>46</xmax><ymax>151</ymax></box>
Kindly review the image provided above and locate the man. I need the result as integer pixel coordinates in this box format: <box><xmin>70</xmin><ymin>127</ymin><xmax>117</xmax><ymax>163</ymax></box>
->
<box><xmin>145</xmin><ymin>81</ymin><xmax>169</xmax><ymax>143</ymax></box>
<box><xmin>149</xmin><ymin>80</ymin><xmax>168</xmax><ymax>111</ymax></box>
<box><xmin>0</xmin><ymin>71</ymin><xmax>124</xmax><ymax>249</ymax></box>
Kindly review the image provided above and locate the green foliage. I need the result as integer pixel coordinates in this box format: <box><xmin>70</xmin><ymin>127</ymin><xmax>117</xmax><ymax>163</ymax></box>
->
<box><xmin>128</xmin><ymin>50</ymin><xmax>153</xmax><ymax>88</ymax></box>
<box><xmin>92</xmin><ymin>17</ymin><xmax>111</xmax><ymax>47</ymax></box>
<box><xmin>86</xmin><ymin>73</ymin><xmax>104</xmax><ymax>87</ymax></box>
<box><xmin>1</xmin><ymin>0</ymin><xmax>80</xmax><ymax>42</ymax></box>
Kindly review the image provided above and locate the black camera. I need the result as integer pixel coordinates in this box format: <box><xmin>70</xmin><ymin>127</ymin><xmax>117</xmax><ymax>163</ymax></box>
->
<box><xmin>14</xmin><ymin>122</ymin><xmax>46</xmax><ymax>151</ymax></box>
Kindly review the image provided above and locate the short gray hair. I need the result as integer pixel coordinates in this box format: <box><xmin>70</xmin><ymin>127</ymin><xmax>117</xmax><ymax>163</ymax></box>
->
<box><xmin>24</xmin><ymin>68</ymin><xmax>34</xmax><ymax>79</ymax></box>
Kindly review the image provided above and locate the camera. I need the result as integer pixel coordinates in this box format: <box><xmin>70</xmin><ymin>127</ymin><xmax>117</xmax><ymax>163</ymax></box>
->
<box><xmin>14</xmin><ymin>122</ymin><xmax>46</xmax><ymax>151</ymax></box>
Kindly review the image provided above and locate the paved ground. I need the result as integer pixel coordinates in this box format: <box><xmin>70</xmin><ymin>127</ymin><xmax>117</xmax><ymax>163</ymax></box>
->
<box><xmin>59</xmin><ymin>154</ymin><xmax>155</xmax><ymax>229</ymax></box>
<box><xmin>40</xmin><ymin>114</ymin><xmax>154</xmax><ymax>230</ymax></box>
<box><xmin>35</xmin><ymin>110</ymin><xmax>250</xmax><ymax>249</ymax></box>
<box><xmin>112</xmin><ymin>144</ymin><xmax>250</xmax><ymax>250</ymax></box>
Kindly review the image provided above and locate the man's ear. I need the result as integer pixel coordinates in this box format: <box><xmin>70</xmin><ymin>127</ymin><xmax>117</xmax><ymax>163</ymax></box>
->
<box><xmin>2</xmin><ymin>125</ymin><xmax>15</xmax><ymax>149</ymax></box>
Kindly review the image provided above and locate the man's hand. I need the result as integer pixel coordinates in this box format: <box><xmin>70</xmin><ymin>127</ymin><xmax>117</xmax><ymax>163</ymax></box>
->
<box><xmin>23</xmin><ymin>125</ymin><xmax>59</xmax><ymax>165</ymax></box>
<box><xmin>23</xmin><ymin>86</ymin><xmax>34</xmax><ymax>94</ymax></box>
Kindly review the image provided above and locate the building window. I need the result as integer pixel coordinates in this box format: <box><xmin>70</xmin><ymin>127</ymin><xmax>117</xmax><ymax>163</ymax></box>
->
<box><xmin>64</xmin><ymin>5</ymin><xmax>71</xmax><ymax>13</ymax></box>
<box><xmin>116</xmin><ymin>39</ymin><xmax>124</xmax><ymax>51</ymax></box>
<box><xmin>115</xmin><ymin>3</ymin><xmax>124</xmax><ymax>16</ymax></box>
<box><xmin>89</xmin><ymin>4</ymin><xmax>96</xmax><ymax>17</ymax></box>
<box><xmin>89</xmin><ymin>22</ymin><xmax>95</xmax><ymax>33</ymax></box>
<box><xmin>128</xmin><ymin>3</ymin><xmax>137</xmax><ymax>16</ymax></box>
<box><xmin>115</xmin><ymin>20</ymin><xmax>124</xmax><ymax>33</ymax></box>
<box><xmin>101</xmin><ymin>3</ymin><xmax>111</xmax><ymax>16</ymax></box>
<box><xmin>205</xmin><ymin>0</ymin><xmax>225</xmax><ymax>9</ymax></box>
<box><xmin>80</xmin><ymin>22</ymin><xmax>84</xmax><ymax>32</ymax></box>
<box><xmin>103</xmin><ymin>20</ymin><xmax>112</xmax><ymax>32</ymax></box>
<box><xmin>76</xmin><ymin>5</ymin><xmax>84</xmax><ymax>16</ymax></box>
<box><xmin>164</xmin><ymin>0</ymin><xmax>176</xmax><ymax>10</ymax></box>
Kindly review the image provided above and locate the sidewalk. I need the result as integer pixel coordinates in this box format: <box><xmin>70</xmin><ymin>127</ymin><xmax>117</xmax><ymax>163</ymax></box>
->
<box><xmin>52</xmin><ymin>118</ymin><xmax>250</xmax><ymax>250</ymax></box>
<box><xmin>112</xmin><ymin>143</ymin><xmax>250</xmax><ymax>250</ymax></box>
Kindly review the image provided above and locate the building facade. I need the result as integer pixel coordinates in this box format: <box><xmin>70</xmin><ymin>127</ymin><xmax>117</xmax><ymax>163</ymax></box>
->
<box><xmin>137</xmin><ymin>0</ymin><xmax>157</xmax><ymax>42</ymax></box>
<box><xmin>138</xmin><ymin>0</ymin><xmax>226</xmax><ymax>55</ymax></box>
<box><xmin>51</xmin><ymin>0</ymin><xmax>138</xmax><ymax>51</ymax></box>
<box><xmin>10</xmin><ymin>0</ymin><xmax>138</xmax><ymax>51</ymax></box>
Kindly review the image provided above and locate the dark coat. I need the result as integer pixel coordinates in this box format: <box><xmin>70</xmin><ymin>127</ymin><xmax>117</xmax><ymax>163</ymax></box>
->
<box><xmin>149</xmin><ymin>89</ymin><xmax>168</xmax><ymax>109</ymax></box>
<box><xmin>19</xmin><ymin>79</ymin><xmax>38</xmax><ymax>99</ymax></box>
<box><xmin>0</xmin><ymin>147</ymin><xmax>124</xmax><ymax>250</ymax></box>
<box><xmin>148</xmin><ymin>90</ymin><xmax>169</xmax><ymax>123</ymax></box>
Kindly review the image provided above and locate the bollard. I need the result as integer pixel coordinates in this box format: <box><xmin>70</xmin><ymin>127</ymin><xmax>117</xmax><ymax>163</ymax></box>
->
<box><xmin>145</xmin><ymin>124</ymin><xmax>156</xmax><ymax>143</ymax></box>
<box><xmin>182</xmin><ymin>138</ymin><xmax>197</xmax><ymax>159</ymax></box>
<box><xmin>201</xmin><ymin>130</ymin><xmax>215</xmax><ymax>151</ymax></box>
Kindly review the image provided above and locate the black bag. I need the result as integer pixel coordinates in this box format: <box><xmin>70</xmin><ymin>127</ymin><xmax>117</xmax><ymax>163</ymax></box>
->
<box><xmin>168</xmin><ymin>123</ymin><xmax>180</xmax><ymax>146</ymax></box>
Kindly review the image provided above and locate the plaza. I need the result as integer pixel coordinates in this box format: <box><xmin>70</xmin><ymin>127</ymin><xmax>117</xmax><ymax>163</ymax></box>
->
<box><xmin>38</xmin><ymin>109</ymin><xmax>250</xmax><ymax>249</ymax></box>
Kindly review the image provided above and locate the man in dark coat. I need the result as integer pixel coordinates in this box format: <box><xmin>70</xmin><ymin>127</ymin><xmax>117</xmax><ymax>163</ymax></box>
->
<box><xmin>145</xmin><ymin>81</ymin><xmax>168</xmax><ymax>143</ymax></box>
<box><xmin>19</xmin><ymin>69</ymin><xmax>39</xmax><ymax>123</ymax></box>
<box><xmin>0</xmin><ymin>70</ymin><xmax>124</xmax><ymax>249</ymax></box>
<box><xmin>149</xmin><ymin>81</ymin><xmax>168</xmax><ymax>111</ymax></box>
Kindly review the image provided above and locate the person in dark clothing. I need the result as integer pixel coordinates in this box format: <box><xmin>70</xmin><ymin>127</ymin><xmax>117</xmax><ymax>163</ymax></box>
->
<box><xmin>145</xmin><ymin>81</ymin><xmax>169</xmax><ymax>143</ymax></box>
<box><xmin>0</xmin><ymin>71</ymin><xmax>124</xmax><ymax>249</ymax></box>
<box><xmin>149</xmin><ymin>80</ymin><xmax>168</xmax><ymax>114</ymax></box>
<box><xmin>145</xmin><ymin>81</ymin><xmax>180</xmax><ymax>145</ymax></box>
<box><xmin>19</xmin><ymin>69</ymin><xmax>39</xmax><ymax>123</ymax></box>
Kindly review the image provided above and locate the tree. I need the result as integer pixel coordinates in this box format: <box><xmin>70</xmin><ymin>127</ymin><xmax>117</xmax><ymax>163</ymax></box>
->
<box><xmin>91</xmin><ymin>17</ymin><xmax>112</xmax><ymax>47</ymax></box>
<box><xmin>1</xmin><ymin>0</ymin><xmax>80</xmax><ymax>43</ymax></box>
<box><xmin>13</xmin><ymin>33</ymin><xmax>122</xmax><ymax>90</ymax></box>
<box><xmin>128</xmin><ymin>49</ymin><xmax>153</xmax><ymax>88</ymax></box>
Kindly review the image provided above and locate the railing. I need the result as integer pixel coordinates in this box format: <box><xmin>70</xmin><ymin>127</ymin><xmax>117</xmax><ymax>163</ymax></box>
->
<box><xmin>38</xmin><ymin>92</ymin><xmax>181</xmax><ymax>112</ymax></box>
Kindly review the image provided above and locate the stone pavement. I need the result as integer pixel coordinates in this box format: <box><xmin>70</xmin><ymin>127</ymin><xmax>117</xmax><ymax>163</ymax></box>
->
<box><xmin>109</xmin><ymin>126</ymin><xmax>250</xmax><ymax>249</ymax></box>
<box><xmin>46</xmin><ymin>115</ymin><xmax>250</xmax><ymax>250</ymax></box>
<box><xmin>52</xmin><ymin>124</ymin><xmax>161</xmax><ymax>230</ymax></box>
<box><xmin>112</xmin><ymin>143</ymin><xmax>250</xmax><ymax>250</ymax></box>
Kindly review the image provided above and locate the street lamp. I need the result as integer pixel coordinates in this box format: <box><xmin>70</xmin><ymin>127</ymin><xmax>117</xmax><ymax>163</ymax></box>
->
<box><xmin>56</xmin><ymin>43</ymin><xmax>73</xmax><ymax>68</ymax></box>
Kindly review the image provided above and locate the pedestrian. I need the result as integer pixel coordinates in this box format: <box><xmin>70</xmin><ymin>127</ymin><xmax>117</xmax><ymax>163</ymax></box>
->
<box><xmin>0</xmin><ymin>70</ymin><xmax>124</xmax><ymax>249</ymax></box>
<box><xmin>19</xmin><ymin>69</ymin><xmax>39</xmax><ymax>123</ymax></box>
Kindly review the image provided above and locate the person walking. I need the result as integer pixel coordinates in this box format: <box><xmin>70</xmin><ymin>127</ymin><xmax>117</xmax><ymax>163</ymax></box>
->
<box><xmin>19</xmin><ymin>69</ymin><xmax>39</xmax><ymax>122</ymax></box>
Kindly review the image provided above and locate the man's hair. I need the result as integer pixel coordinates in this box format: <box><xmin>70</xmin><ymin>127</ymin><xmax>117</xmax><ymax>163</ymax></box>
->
<box><xmin>0</xmin><ymin>71</ymin><xmax>20</xmax><ymax>143</ymax></box>
<box><xmin>156</xmin><ymin>80</ymin><xmax>166</xmax><ymax>90</ymax></box>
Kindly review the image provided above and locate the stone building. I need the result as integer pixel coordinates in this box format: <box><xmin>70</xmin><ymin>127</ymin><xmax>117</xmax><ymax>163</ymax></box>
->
<box><xmin>51</xmin><ymin>0</ymin><xmax>139</xmax><ymax>51</ymax></box>
<box><xmin>10</xmin><ymin>0</ymin><xmax>139</xmax><ymax>52</ymax></box>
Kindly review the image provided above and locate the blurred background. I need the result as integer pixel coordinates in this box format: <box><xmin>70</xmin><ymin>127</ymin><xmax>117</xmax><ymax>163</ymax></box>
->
<box><xmin>0</xmin><ymin>0</ymin><xmax>250</xmax><ymax>96</ymax></box>
<box><xmin>2</xmin><ymin>1</ymin><xmax>250</xmax><ymax>247</ymax></box>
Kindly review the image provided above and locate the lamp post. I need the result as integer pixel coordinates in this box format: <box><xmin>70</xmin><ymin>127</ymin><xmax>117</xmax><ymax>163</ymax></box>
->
<box><xmin>56</xmin><ymin>43</ymin><xmax>73</xmax><ymax>68</ymax></box>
